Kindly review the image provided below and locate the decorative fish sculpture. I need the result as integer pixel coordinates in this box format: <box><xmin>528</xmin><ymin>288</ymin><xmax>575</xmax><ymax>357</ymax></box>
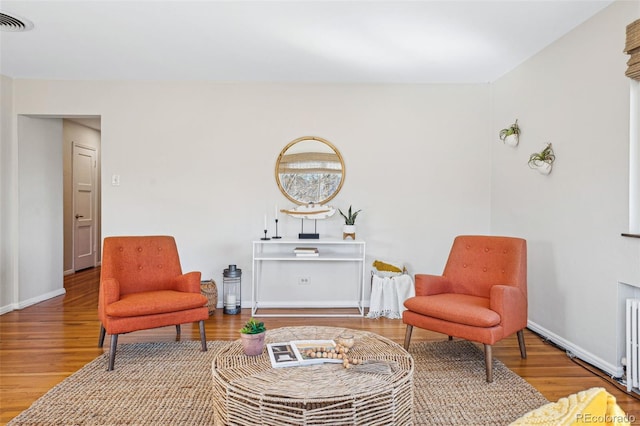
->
<box><xmin>280</xmin><ymin>203</ymin><xmax>336</xmax><ymax>220</ymax></box>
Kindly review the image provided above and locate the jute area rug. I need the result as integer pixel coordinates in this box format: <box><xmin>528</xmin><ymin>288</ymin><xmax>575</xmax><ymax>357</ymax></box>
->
<box><xmin>8</xmin><ymin>340</ymin><xmax>548</xmax><ymax>425</ymax></box>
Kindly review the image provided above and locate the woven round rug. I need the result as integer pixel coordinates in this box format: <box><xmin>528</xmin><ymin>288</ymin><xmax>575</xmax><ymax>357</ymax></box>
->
<box><xmin>8</xmin><ymin>339</ymin><xmax>548</xmax><ymax>425</ymax></box>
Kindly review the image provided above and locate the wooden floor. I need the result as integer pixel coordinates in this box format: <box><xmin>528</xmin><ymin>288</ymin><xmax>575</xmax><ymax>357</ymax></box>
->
<box><xmin>1</xmin><ymin>267</ymin><xmax>639</xmax><ymax>425</ymax></box>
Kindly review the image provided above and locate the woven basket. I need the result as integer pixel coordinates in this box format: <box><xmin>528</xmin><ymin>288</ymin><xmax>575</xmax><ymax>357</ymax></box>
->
<box><xmin>200</xmin><ymin>280</ymin><xmax>218</xmax><ymax>315</ymax></box>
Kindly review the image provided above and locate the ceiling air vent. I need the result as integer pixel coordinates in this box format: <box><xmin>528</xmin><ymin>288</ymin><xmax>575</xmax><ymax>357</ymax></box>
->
<box><xmin>0</xmin><ymin>12</ymin><xmax>34</xmax><ymax>32</ymax></box>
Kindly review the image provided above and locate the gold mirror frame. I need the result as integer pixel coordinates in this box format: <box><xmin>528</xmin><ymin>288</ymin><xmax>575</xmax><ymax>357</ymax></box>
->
<box><xmin>275</xmin><ymin>136</ymin><xmax>345</xmax><ymax>205</ymax></box>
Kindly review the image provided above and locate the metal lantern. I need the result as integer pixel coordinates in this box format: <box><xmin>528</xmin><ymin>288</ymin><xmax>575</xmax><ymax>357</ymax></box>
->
<box><xmin>223</xmin><ymin>264</ymin><xmax>241</xmax><ymax>314</ymax></box>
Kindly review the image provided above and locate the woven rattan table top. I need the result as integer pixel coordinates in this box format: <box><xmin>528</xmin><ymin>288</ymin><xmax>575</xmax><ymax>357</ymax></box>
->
<box><xmin>211</xmin><ymin>326</ymin><xmax>414</xmax><ymax>425</ymax></box>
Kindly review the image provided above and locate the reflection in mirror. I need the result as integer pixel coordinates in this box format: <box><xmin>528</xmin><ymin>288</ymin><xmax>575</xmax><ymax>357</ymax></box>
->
<box><xmin>275</xmin><ymin>136</ymin><xmax>345</xmax><ymax>205</ymax></box>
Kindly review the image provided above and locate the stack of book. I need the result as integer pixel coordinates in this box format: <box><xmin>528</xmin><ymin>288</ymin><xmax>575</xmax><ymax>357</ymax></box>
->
<box><xmin>294</xmin><ymin>247</ymin><xmax>319</xmax><ymax>257</ymax></box>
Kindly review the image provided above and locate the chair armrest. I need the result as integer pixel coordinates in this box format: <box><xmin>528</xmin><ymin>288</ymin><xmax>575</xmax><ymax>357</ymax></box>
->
<box><xmin>490</xmin><ymin>285</ymin><xmax>527</xmax><ymax>334</ymax></box>
<box><xmin>174</xmin><ymin>271</ymin><xmax>202</xmax><ymax>293</ymax></box>
<box><xmin>98</xmin><ymin>278</ymin><xmax>120</xmax><ymax>324</ymax></box>
<box><xmin>100</xmin><ymin>278</ymin><xmax>120</xmax><ymax>305</ymax></box>
<box><xmin>414</xmin><ymin>274</ymin><xmax>453</xmax><ymax>296</ymax></box>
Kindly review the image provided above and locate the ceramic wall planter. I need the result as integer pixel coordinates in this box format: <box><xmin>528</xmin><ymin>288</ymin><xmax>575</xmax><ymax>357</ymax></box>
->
<box><xmin>531</xmin><ymin>160</ymin><xmax>552</xmax><ymax>175</ymax></box>
<box><xmin>499</xmin><ymin>119</ymin><xmax>520</xmax><ymax>147</ymax></box>
<box><xmin>528</xmin><ymin>143</ymin><xmax>555</xmax><ymax>175</ymax></box>
<box><xmin>503</xmin><ymin>133</ymin><xmax>519</xmax><ymax>147</ymax></box>
<box><xmin>240</xmin><ymin>331</ymin><xmax>266</xmax><ymax>356</ymax></box>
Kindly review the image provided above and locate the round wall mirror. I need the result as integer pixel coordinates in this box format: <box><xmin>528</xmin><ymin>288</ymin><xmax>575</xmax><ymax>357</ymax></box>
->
<box><xmin>275</xmin><ymin>136</ymin><xmax>345</xmax><ymax>205</ymax></box>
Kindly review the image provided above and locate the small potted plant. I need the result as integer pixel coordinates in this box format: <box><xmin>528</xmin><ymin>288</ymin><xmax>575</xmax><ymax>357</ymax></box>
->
<box><xmin>339</xmin><ymin>205</ymin><xmax>361</xmax><ymax>240</ymax></box>
<box><xmin>528</xmin><ymin>143</ymin><xmax>555</xmax><ymax>175</ymax></box>
<box><xmin>499</xmin><ymin>119</ymin><xmax>521</xmax><ymax>147</ymax></box>
<box><xmin>240</xmin><ymin>318</ymin><xmax>266</xmax><ymax>356</ymax></box>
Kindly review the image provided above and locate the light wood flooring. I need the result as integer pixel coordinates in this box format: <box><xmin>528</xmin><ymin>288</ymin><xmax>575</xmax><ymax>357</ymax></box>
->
<box><xmin>1</xmin><ymin>267</ymin><xmax>639</xmax><ymax>424</ymax></box>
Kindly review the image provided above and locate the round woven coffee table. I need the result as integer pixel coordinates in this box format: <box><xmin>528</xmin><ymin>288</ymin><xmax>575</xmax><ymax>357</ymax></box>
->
<box><xmin>211</xmin><ymin>326</ymin><xmax>414</xmax><ymax>426</ymax></box>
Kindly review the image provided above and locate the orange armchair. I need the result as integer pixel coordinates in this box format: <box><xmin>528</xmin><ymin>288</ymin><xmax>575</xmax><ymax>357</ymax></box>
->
<box><xmin>402</xmin><ymin>235</ymin><xmax>527</xmax><ymax>382</ymax></box>
<box><xmin>98</xmin><ymin>236</ymin><xmax>209</xmax><ymax>370</ymax></box>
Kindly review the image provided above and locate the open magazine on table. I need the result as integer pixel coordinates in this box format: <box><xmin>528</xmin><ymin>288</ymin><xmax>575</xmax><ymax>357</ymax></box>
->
<box><xmin>267</xmin><ymin>340</ymin><xmax>343</xmax><ymax>368</ymax></box>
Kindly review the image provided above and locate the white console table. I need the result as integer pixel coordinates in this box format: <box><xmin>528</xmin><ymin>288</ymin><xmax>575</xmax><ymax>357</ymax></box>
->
<box><xmin>251</xmin><ymin>238</ymin><xmax>366</xmax><ymax>317</ymax></box>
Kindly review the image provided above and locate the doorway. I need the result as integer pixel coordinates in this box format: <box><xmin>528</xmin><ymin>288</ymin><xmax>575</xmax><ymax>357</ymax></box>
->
<box><xmin>11</xmin><ymin>115</ymin><xmax>101</xmax><ymax>310</ymax></box>
<box><xmin>63</xmin><ymin>118</ymin><xmax>102</xmax><ymax>274</ymax></box>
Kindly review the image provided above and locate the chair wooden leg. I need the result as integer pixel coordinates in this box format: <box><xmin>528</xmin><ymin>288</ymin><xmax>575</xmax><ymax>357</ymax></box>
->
<box><xmin>199</xmin><ymin>320</ymin><xmax>207</xmax><ymax>352</ymax></box>
<box><xmin>175</xmin><ymin>324</ymin><xmax>181</xmax><ymax>336</ymax></box>
<box><xmin>517</xmin><ymin>329</ymin><xmax>527</xmax><ymax>359</ymax></box>
<box><xmin>403</xmin><ymin>325</ymin><xmax>413</xmax><ymax>350</ymax></box>
<box><xmin>98</xmin><ymin>324</ymin><xmax>106</xmax><ymax>348</ymax></box>
<box><xmin>108</xmin><ymin>334</ymin><xmax>118</xmax><ymax>371</ymax></box>
<box><xmin>484</xmin><ymin>344</ymin><xmax>493</xmax><ymax>382</ymax></box>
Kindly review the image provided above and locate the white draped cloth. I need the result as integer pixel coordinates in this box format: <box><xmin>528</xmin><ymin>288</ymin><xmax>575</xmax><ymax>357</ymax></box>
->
<box><xmin>367</xmin><ymin>274</ymin><xmax>415</xmax><ymax>319</ymax></box>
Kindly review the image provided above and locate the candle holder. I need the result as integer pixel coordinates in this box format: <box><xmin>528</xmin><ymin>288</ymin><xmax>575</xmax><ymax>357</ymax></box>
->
<box><xmin>223</xmin><ymin>265</ymin><xmax>241</xmax><ymax>315</ymax></box>
<box><xmin>261</xmin><ymin>229</ymin><xmax>270</xmax><ymax>240</ymax></box>
<box><xmin>272</xmin><ymin>219</ymin><xmax>282</xmax><ymax>239</ymax></box>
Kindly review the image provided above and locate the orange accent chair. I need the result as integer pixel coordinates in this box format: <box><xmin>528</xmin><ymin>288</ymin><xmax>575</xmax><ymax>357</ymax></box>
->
<box><xmin>402</xmin><ymin>235</ymin><xmax>527</xmax><ymax>382</ymax></box>
<box><xmin>98</xmin><ymin>236</ymin><xmax>209</xmax><ymax>370</ymax></box>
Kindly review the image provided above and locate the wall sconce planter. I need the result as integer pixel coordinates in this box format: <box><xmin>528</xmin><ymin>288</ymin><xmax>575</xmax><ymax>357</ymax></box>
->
<box><xmin>528</xmin><ymin>143</ymin><xmax>555</xmax><ymax>175</ymax></box>
<box><xmin>499</xmin><ymin>119</ymin><xmax>520</xmax><ymax>147</ymax></box>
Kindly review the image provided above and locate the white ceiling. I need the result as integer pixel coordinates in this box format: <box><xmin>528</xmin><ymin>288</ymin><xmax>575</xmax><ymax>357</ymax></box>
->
<box><xmin>0</xmin><ymin>1</ymin><xmax>614</xmax><ymax>84</ymax></box>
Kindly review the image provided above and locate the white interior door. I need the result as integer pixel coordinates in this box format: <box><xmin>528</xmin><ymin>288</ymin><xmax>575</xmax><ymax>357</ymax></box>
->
<box><xmin>73</xmin><ymin>144</ymin><xmax>96</xmax><ymax>271</ymax></box>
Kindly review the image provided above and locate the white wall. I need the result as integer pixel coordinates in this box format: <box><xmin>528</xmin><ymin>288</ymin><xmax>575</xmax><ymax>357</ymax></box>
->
<box><xmin>17</xmin><ymin>116</ymin><xmax>65</xmax><ymax>305</ymax></box>
<box><xmin>491</xmin><ymin>0</ymin><xmax>640</xmax><ymax>375</ymax></box>
<box><xmin>2</xmin><ymin>80</ymin><xmax>491</xmax><ymax>311</ymax></box>
<box><xmin>0</xmin><ymin>75</ymin><xmax>15</xmax><ymax>312</ymax></box>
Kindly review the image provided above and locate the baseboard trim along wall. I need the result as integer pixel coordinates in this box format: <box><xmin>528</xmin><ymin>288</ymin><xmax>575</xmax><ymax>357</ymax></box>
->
<box><xmin>0</xmin><ymin>288</ymin><xmax>67</xmax><ymax>315</ymax></box>
<box><xmin>527</xmin><ymin>320</ymin><xmax>622</xmax><ymax>378</ymax></box>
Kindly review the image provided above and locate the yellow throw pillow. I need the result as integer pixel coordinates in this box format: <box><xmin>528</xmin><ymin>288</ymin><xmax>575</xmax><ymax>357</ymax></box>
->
<box><xmin>510</xmin><ymin>387</ymin><xmax>631</xmax><ymax>426</ymax></box>
<box><xmin>372</xmin><ymin>260</ymin><xmax>403</xmax><ymax>273</ymax></box>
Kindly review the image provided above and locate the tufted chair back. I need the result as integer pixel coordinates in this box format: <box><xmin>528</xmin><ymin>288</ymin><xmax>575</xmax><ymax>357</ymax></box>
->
<box><xmin>101</xmin><ymin>236</ymin><xmax>183</xmax><ymax>295</ymax></box>
<box><xmin>443</xmin><ymin>235</ymin><xmax>527</xmax><ymax>298</ymax></box>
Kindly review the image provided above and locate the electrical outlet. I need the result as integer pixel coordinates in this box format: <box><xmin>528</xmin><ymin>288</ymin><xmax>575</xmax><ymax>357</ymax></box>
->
<box><xmin>298</xmin><ymin>276</ymin><xmax>310</xmax><ymax>285</ymax></box>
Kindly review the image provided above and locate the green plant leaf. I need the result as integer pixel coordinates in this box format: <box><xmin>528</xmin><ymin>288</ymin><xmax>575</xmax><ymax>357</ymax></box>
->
<box><xmin>499</xmin><ymin>119</ymin><xmax>519</xmax><ymax>141</ymax></box>
<box><xmin>528</xmin><ymin>143</ymin><xmax>555</xmax><ymax>168</ymax></box>
<box><xmin>240</xmin><ymin>317</ymin><xmax>266</xmax><ymax>334</ymax></box>
<box><xmin>339</xmin><ymin>205</ymin><xmax>362</xmax><ymax>225</ymax></box>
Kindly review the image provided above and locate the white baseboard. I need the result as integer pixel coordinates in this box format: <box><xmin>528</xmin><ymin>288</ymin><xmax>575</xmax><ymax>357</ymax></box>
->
<box><xmin>63</xmin><ymin>263</ymin><xmax>101</xmax><ymax>276</ymax></box>
<box><xmin>215</xmin><ymin>300</ymin><xmax>371</xmax><ymax>309</ymax></box>
<box><xmin>0</xmin><ymin>288</ymin><xmax>67</xmax><ymax>315</ymax></box>
<box><xmin>250</xmin><ymin>300</ymin><xmax>363</xmax><ymax>309</ymax></box>
<box><xmin>0</xmin><ymin>304</ymin><xmax>16</xmax><ymax>315</ymax></box>
<box><xmin>527</xmin><ymin>320</ymin><xmax>623</xmax><ymax>378</ymax></box>
<box><xmin>17</xmin><ymin>288</ymin><xmax>67</xmax><ymax>310</ymax></box>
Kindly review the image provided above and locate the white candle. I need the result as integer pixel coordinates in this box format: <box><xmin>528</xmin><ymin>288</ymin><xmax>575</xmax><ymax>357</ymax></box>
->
<box><xmin>275</xmin><ymin>204</ymin><xmax>278</xmax><ymax>220</ymax></box>
<box><xmin>226</xmin><ymin>294</ymin><xmax>236</xmax><ymax>306</ymax></box>
<box><xmin>264</xmin><ymin>214</ymin><xmax>267</xmax><ymax>229</ymax></box>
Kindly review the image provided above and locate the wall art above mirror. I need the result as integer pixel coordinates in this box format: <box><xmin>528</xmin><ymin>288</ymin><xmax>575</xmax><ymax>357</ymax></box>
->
<box><xmin>275</xmin><ymin>136</ymin><xmax>345</xmax><ymax>206</ymax></box>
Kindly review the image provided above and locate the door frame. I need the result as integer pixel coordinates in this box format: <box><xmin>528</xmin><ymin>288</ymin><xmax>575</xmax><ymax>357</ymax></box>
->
<box><xmin>72</xmin><ymin>142</ymin><xmax>98</xmax><ymax>271</ymax></box>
